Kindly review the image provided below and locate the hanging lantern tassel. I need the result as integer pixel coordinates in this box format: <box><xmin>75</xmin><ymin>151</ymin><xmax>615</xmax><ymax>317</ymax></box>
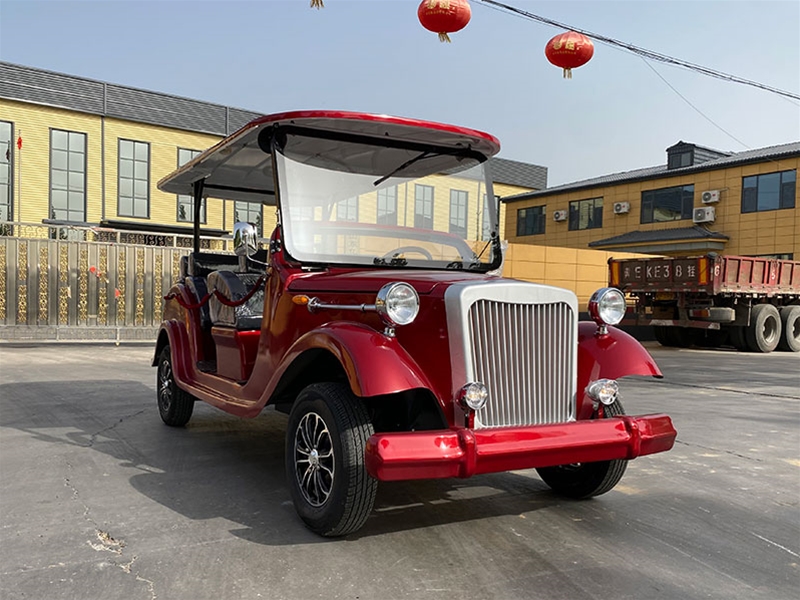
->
<box><xmin>310</xmin><ymin>0</ymin><xmax>324</xmax><ymax>9</ymax></box>
<box><xmin>418</xmin><ymin>0</ymin><xmax>472</xmax><ymax>43</ymax></box>
<box><xmin>545</xmin><ymin>31</ymin><xmax>594</xmax><ymax>79</ymax></box>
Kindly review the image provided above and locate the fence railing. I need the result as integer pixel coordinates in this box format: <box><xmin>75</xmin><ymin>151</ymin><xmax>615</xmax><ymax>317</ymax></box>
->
<box><xmin>0</xmin><ymin>221</ymin><xmax>232</xmax><ymax>342</ymax></box>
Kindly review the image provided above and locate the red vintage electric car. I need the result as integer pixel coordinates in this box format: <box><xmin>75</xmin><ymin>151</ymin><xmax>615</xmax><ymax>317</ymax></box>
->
<box><xmin>153</xmin><ymin>110</ymin><xmax>676</xmax><ymax>537</ymax></box>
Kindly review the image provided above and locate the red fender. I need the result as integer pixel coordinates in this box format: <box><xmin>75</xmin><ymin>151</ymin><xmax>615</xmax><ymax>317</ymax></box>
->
<box><xmin>577</xmin><ymin>322</ymin><xmax>662</xmax><ymax>419</ymax></box>
<box><xmin>278</xmin><ymin>322</ymin><xmax>436</xmax><ymax>399</ymax></box>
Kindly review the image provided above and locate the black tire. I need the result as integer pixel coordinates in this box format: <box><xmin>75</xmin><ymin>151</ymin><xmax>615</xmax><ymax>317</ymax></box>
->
<box><xmin>668</xmin><ymin>327</ymin><xmax>694</xmax><ymax>348</ymax></box>
<box><xmin>777</xmin><ymin>305</ymin><xmax>800</xmax><ymax>352</ymax></box>
<box><xmin>285</xmin><ymin>383</ymin><xmax>377</xmax><ymax>537</ymax></box>
<box><xmin>536</xmin><ymin>401</ymin><xmax>628</xmax><ymax>499</ymax></box>
<box><xmin>653</xmin><ymin>326</ymin><xmax>672</xmax><ymax>346</ymax></box>
<box><xmin>156</xmin><ymin>346</ymin><xmax>195</xmax><ymax>427</ymax></box>
<box><xmin>728</xmin><ymin>326</ymin><xmax>748</xmax><ymax>351</ymax></box>
<box><xmin>694</xmin><ymin>328</ymin><xmax>728</xmax><ymax>348</ymax></box>
<box><xmin>744</xmin><ymin>304</ymin><xmax>782</xmax><ymax>353</ymax></box>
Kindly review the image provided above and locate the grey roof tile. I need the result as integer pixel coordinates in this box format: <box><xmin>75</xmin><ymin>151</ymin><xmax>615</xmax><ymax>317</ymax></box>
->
<box><xmin>503</xmin><ymin>141</ymin><xmax>800</xmax><ymax>202</ymax></box>
<box><xmin>588</xmin><ymin>225</ymin><xmax>730</xmax><ymax>247</ymax></box>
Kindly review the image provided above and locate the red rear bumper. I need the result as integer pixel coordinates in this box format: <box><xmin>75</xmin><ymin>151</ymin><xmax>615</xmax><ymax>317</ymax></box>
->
<box><xmin>365</xmin><ymin>414</ymin><xmax>676</xmax><ymax>481</ymax></box>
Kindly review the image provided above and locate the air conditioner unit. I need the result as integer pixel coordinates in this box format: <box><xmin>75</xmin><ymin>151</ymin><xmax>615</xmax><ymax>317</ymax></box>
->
<box><xmin>613</xmin><ymin>201</ymin><xmax>630</xmax><ymax>214</ymax></box>
<box><xmin>693</xmin><ymin>206</ymin><xmax>716</xmax><ymax>223</ymax></box>
<box><xmin>553</xmin><ymin>209</ymin><xmax>568</xmax><ymax>222</ymax></box>
<box><xmin>701</xmin><ymin>190</ymin><xmax>720</xmax><ymax>204</ymax></box>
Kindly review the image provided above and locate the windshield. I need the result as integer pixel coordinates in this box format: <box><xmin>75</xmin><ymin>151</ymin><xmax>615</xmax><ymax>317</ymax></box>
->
<box><xmin>274</xmin><ymin>133</ymin><xmax>500</xmax><ymax>271</ymax></box>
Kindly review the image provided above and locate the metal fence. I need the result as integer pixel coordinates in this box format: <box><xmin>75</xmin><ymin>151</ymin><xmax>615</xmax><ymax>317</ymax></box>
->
<box><xmin>0</xmin><ymin>222</ymin><xmax>229</xmax><ymax>342</ymax></box>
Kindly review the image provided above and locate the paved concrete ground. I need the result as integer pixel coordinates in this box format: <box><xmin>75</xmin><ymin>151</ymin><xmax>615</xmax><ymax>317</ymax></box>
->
<box><xmin>1</xmin><ymin>343</ymin><xmax>798</xmax><ymax>600</ymax></box>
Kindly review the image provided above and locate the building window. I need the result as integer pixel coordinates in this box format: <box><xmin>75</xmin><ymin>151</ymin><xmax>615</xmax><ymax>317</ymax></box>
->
<box><xmin>753</xmin><ymin>253</ymin><xmax>794</xmax><ymax>260</ymax></box>
<box><xmin>517</xmin><ymin>205</ymin><xmax>545</xmax><ymax>236</ymax></box>
<box><xmin>449</xmin><ymin>190</ymin><xmax>468</xmax><ymax>237</ymax></box>
<box><xmin>414</xmin><ymin>184</ymin><xmax>434</xmax><ymax>229</ymax></box>
<box><xmin>641</xmin><ymin>185</ymin><xmax>694</xmax><ymax>224</ymax></box>
<box><xmin>742</xmin><ymin>170</ymin><xmax>796</xmax><ymax>213</ymax></box>
<box><xmin>0</xmin><ymin>121</ymin><xmax>11</xmax><ymax>223</ymax></box>
<box><xmin>118</xmin><ymin>139</ymin><xmax>149</xmax><ymax>218</ymax></box>
<box><xmin>176</xmin><ymin>148</ymin><xmax>203</xmax><ymax>223</ymax></box>
<box><xmin>668</xmin><ymin>151</ymin><xmax>692</xmax><ymax>169</ymax></box>
<box><xmin>569</xmin><ymin>197</ymin><xmax>603</xmax><ymax>231</ymax></box>
<box><xmin>337</xmin><ymin>197</ymin><xmax>358</xmax><ymax>222</ymax></box>
<box><xmin>50</xmin><ymin>129</ymin><xmax>87</xmax><ymax>223</ymax></box>
<box><xmin>234</xmin><ymin>201</ymin><xmax>262</xmax><ymax>236</ymax></box>
<box><xmin>377</xmin><ymin>186</ymin><xmax>397</xmax><ymax>225</ymax></box>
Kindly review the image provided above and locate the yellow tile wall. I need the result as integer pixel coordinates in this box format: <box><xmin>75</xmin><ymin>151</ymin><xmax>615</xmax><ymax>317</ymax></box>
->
<box><xmin>505</xmin><ymin>156</ymin><xmax>800</xmax><ymax>258</ymax></box>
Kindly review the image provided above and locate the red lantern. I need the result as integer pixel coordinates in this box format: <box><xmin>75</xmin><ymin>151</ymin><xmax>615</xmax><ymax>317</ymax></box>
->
<box><xmin>418</xmin><ymin>0</ymin><xmax>472</xmax><ymax>43</ymax></box>
<box><xmin>545</xmin><ymin>31</ymin><xmax>594</xmax><ymax>79</ymax></box>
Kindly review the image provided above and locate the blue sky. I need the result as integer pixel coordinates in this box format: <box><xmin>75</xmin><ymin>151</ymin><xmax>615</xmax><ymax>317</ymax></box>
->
<box><xmin>0</xmin><ymin>0</ymin><xmax>798</xmax><ymax>186</ymax></box>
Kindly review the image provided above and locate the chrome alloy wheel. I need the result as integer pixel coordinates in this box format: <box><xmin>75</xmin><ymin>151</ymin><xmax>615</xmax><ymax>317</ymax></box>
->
<box><xmin>294</xmin><ymin>412</ymin><xmax>335</xmax><ymax>507</ymax></box>
<box><xmin>158</xmin><ymin>357</ymin><xmax>173</xmax><ymax>414</ymax></box>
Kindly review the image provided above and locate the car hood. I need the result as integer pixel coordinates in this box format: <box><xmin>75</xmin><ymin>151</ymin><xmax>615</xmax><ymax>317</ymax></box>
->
<box><xmin>287</xmin><ymin>269</ymin><xmax>496</xmax><ymax>295</ymax></box>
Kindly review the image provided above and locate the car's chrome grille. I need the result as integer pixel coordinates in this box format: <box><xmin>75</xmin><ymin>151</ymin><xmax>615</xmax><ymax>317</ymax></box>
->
<box><xmin>468</xmin><ymin>299</ymin><xmax>576</xmax><ymax>428</ymax></box>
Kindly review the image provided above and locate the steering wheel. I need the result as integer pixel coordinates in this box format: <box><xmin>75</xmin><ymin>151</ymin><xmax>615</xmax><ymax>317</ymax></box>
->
<box><xmin>382</xmin><ymin>245</ymin><xmax>433</xmax><ymax>261</ymax></box>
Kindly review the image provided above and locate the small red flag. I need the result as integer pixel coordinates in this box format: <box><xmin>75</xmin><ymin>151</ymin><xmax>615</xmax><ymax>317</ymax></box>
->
<box><xmin>16</xmin><ymin>136</ymin><xmax>22</xmax><ymax>150</ymax></box>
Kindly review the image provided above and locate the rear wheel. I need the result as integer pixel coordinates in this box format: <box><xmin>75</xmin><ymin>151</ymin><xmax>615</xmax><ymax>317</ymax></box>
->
<box><xmin>536</xmin><ymin>401</ymin><xmax>628</xmax><ymax>499</ymax></box>
<box><xmin>668</xmin><ymin>327</ymin><xmax>694</xmax><ymax>348</ymax></box>
<box><xmin>285</xmin><ymin>383</ymin><xmax>377</xmax><ymax>537</ymax></box>
<box><xmin>728</xmin><ymin>326</ymin><xmax>748</xmax><ymax>351</ymax></box>
<box><xmin>157</xmin><ymin>346</ymin><xmax>195</xmax><ymax>427</ymax></box>
<box><xmin>777</xmin><ymin>305</ymin><xmax>800</xmax><ymax>352</ymax></box>
<box><xmin>745</xmin><ymin>304</ymin><xmax>782</xmax><ymax>353</ymax></box>
<box><xmin>653</xmin><ymin>326</ymin><xmax>672</xmax><ymax>346</ymax></box>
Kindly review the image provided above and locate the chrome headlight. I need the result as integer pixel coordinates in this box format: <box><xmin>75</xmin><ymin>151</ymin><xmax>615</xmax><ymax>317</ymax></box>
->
<box><xmin>376</xmin><ymin>282</ymin><xmax>419</xmax><ymax>327</ymax></box>
<box><xmin>586</xmin><ymin>379</ymin><xmax>619</xmax><ymax>406</ymax></box>
<box><xmin>457</xmin><ymin>382</ymin><xmax>488</xmax><ymax>411</ymax></box>
<box><xmin>588</xmin><ymin>287</ymin><xmax>626</xmax><ymax>326</ymax></box>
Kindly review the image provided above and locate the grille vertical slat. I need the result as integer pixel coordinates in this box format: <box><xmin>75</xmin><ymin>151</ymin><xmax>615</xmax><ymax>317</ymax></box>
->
<box><xmin>469</xmin><ymin>299</ymin><xmax>575</xmax><ymax>428</ymax></box>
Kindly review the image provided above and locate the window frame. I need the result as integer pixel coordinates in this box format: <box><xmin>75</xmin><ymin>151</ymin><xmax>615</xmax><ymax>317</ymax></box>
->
<box><xmin>568</xmin><ymin>197</ymin><xmax>603</xmax><ymax>231</ymax></box>
<box><xmin>640</xmin><ymin>184</ymin><xmax>695</xmax><ymax>224</ymax></box>
<box><xmin>117</xmin><ymin>138</ymin><xmax>150</xmax><ymax>219</ymax></box>
<box><xmin>516</xmin><ymin>205</ymin><xmax>546</xmax><ymax>236</ymax></box>
<box><xmin>448</xmin><ymin>189</ymin><xmax>468</xmax><ymax>238</ymax></box>
<box><xmin>0</xmin><ymin>120</ymin><xmax>13</xmax><ymax>223</ymax></box>
<box><xmin>414</xmin><ymin>184</ymin><xmax>434</xmax><ymax>230</ymax></box>
<box><xmin>49</xmin><ymin>128</ymin><xmax>87</xmax><ymax>223</ymax></box>
<box><xmin>377</xmin><ymin>185</ymin><xmax>398</xmax><ymax>226</ymax></box>
<box><xmin>741</xmin><ymin>170</ymin><xmax>796</xmax><ymax>214</ymax></box>
<box><xmin>233</xmin><ymin>200</ymin><xmax>263</xmax><ymax>237</ymax></box>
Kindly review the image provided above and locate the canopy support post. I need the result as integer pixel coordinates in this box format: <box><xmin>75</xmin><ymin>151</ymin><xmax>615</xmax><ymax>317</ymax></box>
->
<box><xmin>192</xmin><ymin>179</ymin><xmax>205</xmax><ymax>255</ymax></box>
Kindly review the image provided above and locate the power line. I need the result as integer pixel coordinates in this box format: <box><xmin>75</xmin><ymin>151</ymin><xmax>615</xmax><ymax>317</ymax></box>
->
<box><xmin>477</xmin><ymin>0</ymin><xmax>800</xmax><ymax>102</ymax></box>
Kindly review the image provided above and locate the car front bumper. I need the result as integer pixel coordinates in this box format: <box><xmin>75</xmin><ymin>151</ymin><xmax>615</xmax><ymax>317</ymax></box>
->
<box><xmin>365</xmin><ymin>414</ymin><xmax>676</xmax><ymax>481</ymax></box>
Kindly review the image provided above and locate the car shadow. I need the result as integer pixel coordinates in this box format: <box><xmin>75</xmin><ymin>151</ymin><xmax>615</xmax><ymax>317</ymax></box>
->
<box><xmin>1</xmin><ymin>379</ymin><xmax>565</xmax><ymax>545</ymax></box>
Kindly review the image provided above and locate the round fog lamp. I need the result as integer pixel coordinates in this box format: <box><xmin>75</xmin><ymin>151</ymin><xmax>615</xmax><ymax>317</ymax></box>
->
<box><xmin>588</xmin><ymin>287</ymin><xmax>626</xmax><ymax>326</ymax></box>
<box><xmin>458</xmin><ymin>382</ymin><xmax>488</xmax><ymax>411</ymax></box>
<box><xmin>586</xmin><ymin>379</ymin><xmax>619</xmax><ymax>406</ymax></box>
<box><xmin>376</xmin><ymin>282</ymin><xmax>419</xmax><ymax>326</ymax></box>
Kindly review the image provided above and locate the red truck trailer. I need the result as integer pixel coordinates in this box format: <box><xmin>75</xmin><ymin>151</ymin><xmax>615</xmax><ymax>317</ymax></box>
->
<box><xmin>609</xmin><ymin>254</ymin><xmax>800</xmax><ymax>353</ymax></box>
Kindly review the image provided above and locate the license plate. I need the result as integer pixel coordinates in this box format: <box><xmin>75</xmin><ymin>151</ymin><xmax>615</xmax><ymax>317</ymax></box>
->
<box><xmin>655</xmin><ymin>292</ymin><xmax>675</xmax><ymax>300</ymax></box>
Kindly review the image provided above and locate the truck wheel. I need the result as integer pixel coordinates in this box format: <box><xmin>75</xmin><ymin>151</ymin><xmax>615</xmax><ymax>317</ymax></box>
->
<box><xmin>653</xmin><ymin>326</ymin><xmax>672</xmax><ymax>346</ymax></box>
<box><xmin>536</xmin><ymin>401</ymin><xmax>628</xmax><ymax>499</ymax></box>
<box><xmin>728</xmin><ymin>326</ymin><xmax>748</xmax><ymax>351</ymax></box>
<box><xmin>668</xmin><ymin>327</ymin><xmax>694</xmax><ymax>348</ymax></box>
<box><xmin>694</xmin><ymin>329</ymin><xmax>727</xmax><ymax>348</ymax></box>
<box><xmin>285</xmin><ymin>383</ymin><xmax>377</xmax><ymax>537</ymax></box>
<box><xmin>156</xmin><ymin>346</ymin><xmax>195</xmax><ymax>427</ymax></box>
<box><xmin>778</xmin><ymin>305</ymin><xmax>800</xmax><ymax>352</ymax></box>
<box><xmin>745</xmin><ymin>304</ymin><xmax>782</xmax><ymax>353</ymax></box>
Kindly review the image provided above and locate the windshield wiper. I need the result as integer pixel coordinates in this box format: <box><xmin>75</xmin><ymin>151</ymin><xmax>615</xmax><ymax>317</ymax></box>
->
<box><xmin>373</xmin><ymin>150</ymin><xmax>436</xmax><ymax>186</ymax></box>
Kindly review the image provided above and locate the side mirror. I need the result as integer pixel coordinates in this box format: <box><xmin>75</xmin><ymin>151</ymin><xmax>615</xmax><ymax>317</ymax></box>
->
<box><xmin>233</xmin><ymin>222</ymin><xmax>258</xmax><ymax>257</ymax></box>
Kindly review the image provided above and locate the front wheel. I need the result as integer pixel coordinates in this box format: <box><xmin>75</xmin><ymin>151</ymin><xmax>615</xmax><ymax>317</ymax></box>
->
<box><xmin>156</xmin><ymin>345</ymin><xmax>194</xmax><ymax>427</ymax></box>
<box><xmin>536</xmin><ymin>401</ymin><xmax>628</xmax><ymax>499</ymax></box>
<box><xmin>285</xmin><ymin>383</ymin><xmax>377</xmax><ymax>537</ymax></box>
